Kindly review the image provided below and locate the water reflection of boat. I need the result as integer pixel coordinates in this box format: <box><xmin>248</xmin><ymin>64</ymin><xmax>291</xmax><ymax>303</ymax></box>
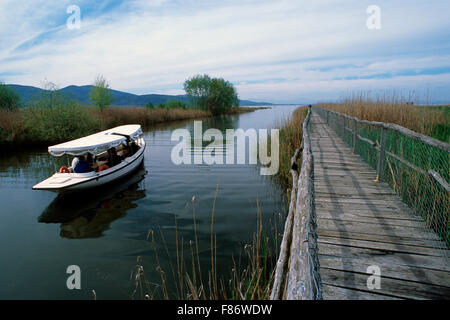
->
<box><xmin>38</xmin><ymin>165</ymin><xmax>147</xmax><ymax>239</ymax></box>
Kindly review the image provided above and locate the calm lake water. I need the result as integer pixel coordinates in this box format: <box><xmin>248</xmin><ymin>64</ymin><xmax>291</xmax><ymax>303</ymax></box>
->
<box><xmin>0</xmin><ymin>105</ymin><xmax>299</xmax><ymax>299</ymax></box>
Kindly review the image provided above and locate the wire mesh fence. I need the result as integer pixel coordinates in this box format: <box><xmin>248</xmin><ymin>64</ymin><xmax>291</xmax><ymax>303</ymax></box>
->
<box><xmin>314</xmin><ymin>106</ymin><xmax>450</xmax><ymax>258</ymax></box>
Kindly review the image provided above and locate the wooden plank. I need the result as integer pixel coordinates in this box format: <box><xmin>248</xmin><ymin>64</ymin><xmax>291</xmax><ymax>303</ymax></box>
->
<box><xmin>320</xmin><ymin>268</ymin><xmax>450</xmax><ymax>300</ymax></box>
<box><xmin>314</xmin><ymin>179</ymin><xmax>391</xmax><ymax>189</ymax></box>
<box><xmin>313</xmin><ymin>147</ymin><xmax>361</xmax><ymax>151</ymax></box>
<box><xmin>316</xmin><ymin>193</ymin><xmax>401</xmax><ymax>201</ymax></box>
<box><xmin>314</xmin><ymin>175</ymin><xmax>382</xmax><ymax>181</ymax></box>
<box><xmin>318</xmin><ymin>229</ymin><xmax>445</xmax><ymax>248</ymax></box>
<box><xmin>316</xmin><ymin>200</ymin><xmax>414</xmax><ymax>209</ymax></box>
<box><xmin>315</xmin><ymin>184</ymin><xmax>393</xmax><ymax>191</ymax></box>
<box><xmin>316</xmin><ymin>202</ymin><xmax>413</xmax><ymax>213</ymax></box>
<box><xmin>314</xmin><ymin>169</ymin><xmax>376</xmax><ymax>175</ymax></box>
<box><xmin>314</xmin><ymin>163</ymin><xmax>373</xmax><ymax>169</ymax></box>
<box><xmin>314</xmin><ymin>164</ymin><xmax>373</xmax><ymax>171</ymax></box>
<box><xmin>317</xmin><ymin>235</ymin><xmax>447</xmax><ymax>257</ymax></box>
<box><xmin>317</xmin><ymin>210</ymin><xmax>424</xmax><ymax>222</ymax></box>
<box><xmin>318</xmin><ymin>243</ymin><xmax>450</xmax><ymax>271</ymax></box>
<box><xmin>316</xmin><ymin>201</ymin><xmax>412</xmax><ymax>212</ymax></box>
<box><xmin>314</xmin><ymin>155</ymin><xmax>366</xmax><ymax>160</ymax></box>
<box><xmin>314</xmin><ymin>185</ymin><xmax>398</xmax><ymax>192</ymax></box>
<box><xmin>317</xmin><ymin>213</ymin><xmax>426</xmax><ymax>227</ymax></box>
<box><xmin>314</xmin><ymin>185</ymin><xmax>396</xmax><ymax>193</ymax></box>
<box><xmin>319</xmin><ymin>257</ymin><xmax>450</xmax><ymax>288</ymax></box>
<box><xmin>322</xmin><ymin>284</ymin><xmax>400</xmax><ymax>300</ymax></box>
<box><xmin>317</xmin><ymin>198</ymin><xmax>411</xmax><ymax>211</ymax></box>
<box><xmin>318</xmin><ymin>219</ymin><xmax>439</xmax><ymax>240</ymax></box>
<box><xmin>313</xmin><ymin>159</ymin><xmax>373</xmax><ymax>166</ymax></box>
<box><xmin>315</xmin><ymin>169</ymin><xmax>377</xmax><ymax>175</ymax></box>
<box><xmin>315</xmin><ymin>163</ymin><xmax>371</xmax><ymax>169</ymax></box>
<box><xmin>314</xmin><ymin>173</ymin><xmax>377</xmax><ymax>180</ymax></box>
<box><xmin>314</xmin><ymin>157</ymin><xmax>365</xmax><ymax>163</ymax></box>
<box><xmin>315</xmin><ymin>188</ymin><xmax>396</xmax><ymax>196</ymax></box>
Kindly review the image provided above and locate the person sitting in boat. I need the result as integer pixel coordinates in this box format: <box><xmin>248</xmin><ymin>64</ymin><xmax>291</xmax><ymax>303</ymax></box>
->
<box><xmin>71</xmin><ymin>156</ymin><xmax>80</xmax><ymax>170</ymax></box>
<box><xmin>86</xmin><ymin>153</ymin><xmax>94</xmax><ymax>166</ymax></box>
<box><xmin>108</xmin><ymin>147</ymin><xmax>124</xmax><ymax>167</ymax></box>
<box><xmin>73</xmin><ymin>155</ymin><xmax>94</xmax><ymax>173</ymax></box>
<box><xmin>120</xmin><ymin>143</ymin><xmax>130</xmax><ymax>158</ymax></box>
<box><xmin>129</xmin><ymin>141</ymin><xmax>139</xmax><ymax>156</ymax></box>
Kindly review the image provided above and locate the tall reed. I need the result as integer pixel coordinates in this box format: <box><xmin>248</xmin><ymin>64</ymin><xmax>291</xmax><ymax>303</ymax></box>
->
<box><xmin>274</xmin><ymin>106</ymin><xmax>308</xmax><ymax>191</ymax></box>
<box><xmin>316</xmin><ymin>93</ymin><xmax>449</xmax><ymax>142</ymax></box>
<box><xmin>126</xmin><ymin>192</ymin><xmax>282</xmax><ymax>300</ymax></box>
<box><xmin>0</xmin><ymin>104</ymin><xmax>260</xmax><ymax>148</ymax></box>
<box><xmin>97</xmin><ymin>107</ymin><xmax>211</xmax><ymax>130</ymax></box>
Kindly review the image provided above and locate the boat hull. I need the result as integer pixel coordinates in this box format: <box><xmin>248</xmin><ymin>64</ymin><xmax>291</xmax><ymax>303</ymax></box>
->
<box><xmin>33</xmin><ymin>140</ymin><xmax>146</xmax><ymax>194</ymax></box>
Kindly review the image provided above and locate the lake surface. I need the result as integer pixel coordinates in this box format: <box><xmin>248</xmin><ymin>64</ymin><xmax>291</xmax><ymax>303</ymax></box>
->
<box><xmin>0</xmin><ymin>105</ymin><xmax>299</xmax><ymax>299</ymax></box>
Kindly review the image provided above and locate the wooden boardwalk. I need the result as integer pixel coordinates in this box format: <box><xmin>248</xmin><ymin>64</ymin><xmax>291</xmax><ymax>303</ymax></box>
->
<box><xmin>310</xmin><ymin>112</ymin><xmax>450</xmax><ymax>300</ymax></box>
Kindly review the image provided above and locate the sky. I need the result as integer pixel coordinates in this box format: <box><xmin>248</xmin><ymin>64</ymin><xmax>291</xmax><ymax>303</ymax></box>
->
<box><xmin>1</xmin><ymin>0</ymin><xmax>450</xmax><ymax>104</ymax></box>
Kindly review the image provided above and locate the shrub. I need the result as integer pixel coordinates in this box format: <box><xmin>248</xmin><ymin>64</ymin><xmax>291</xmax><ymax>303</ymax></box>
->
<box><xmin>0</xmin><ymin>83</ymin><xmax>21</xmax><ymax>111</ymax></box>
<box><xmin>25</xmin><ymin>88</ymin><xmax>100</xmax><ymax>144</ymax></box>
<box><xmin>89</xmin><ymin>75</ymin><xmax>114</xmax><ymax>112</ymax></box>
<box><xmin>0</xmin><ymin>109</ymin><xmax>26</xmax><ymax>145</ymax></box>
<box><xmin>165</xmin><ymin>99</ymin><xmax>187</xmax><ymax>109</ymax></box>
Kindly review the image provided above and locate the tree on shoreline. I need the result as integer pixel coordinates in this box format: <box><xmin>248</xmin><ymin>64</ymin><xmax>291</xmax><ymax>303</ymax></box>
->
<box><xmin>89</xmin><ymin>75</ymin><xmax>114</xmax><ymax>112</ymax></box>
<box><xmin>184</xmin><ymin>74</ymin><xmax>239</xmax><ymax>115</ymax></box>
<box><xmin>0</xmin><ymin>83</ymin><xmax>21</xmax><ymax>111</ymax></box>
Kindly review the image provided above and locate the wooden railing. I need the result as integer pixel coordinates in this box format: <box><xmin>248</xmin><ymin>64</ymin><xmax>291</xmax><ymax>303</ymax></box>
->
<box><xmin>314</xmin><ymin>106</ymin><xmax>450</xmax><ymax>254</ymax></box>
<box><xmin>270</xmin><ymin>106</ymin><xmax>322</xmax><ymax>300</ymax></box>
<box><xmin>271</xmin><ymin>105</ymin><xmax>449</xmax><ymax>300</ymax></box>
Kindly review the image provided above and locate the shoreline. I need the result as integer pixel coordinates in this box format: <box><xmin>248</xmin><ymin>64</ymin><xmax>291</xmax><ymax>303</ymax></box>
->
<box><xmin>0</xmin><ymin>106</ymin><xmax>265</xmax><ymax>151</ymax></box>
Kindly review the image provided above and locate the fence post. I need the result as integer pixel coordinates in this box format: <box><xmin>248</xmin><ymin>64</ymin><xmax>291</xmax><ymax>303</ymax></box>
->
<box><xmin>353</xmin><ymin>119</ymin><xmax>357</xmax><ymax>153</ymax></box>
<box><xmin>376</xmin><ymin>126</ymin><xmax>386</xmax><ymax>182</ymax></box>
<box><xmin>341</xmin><ymin>115</ymin><xmax>345</xmax><ymax>138</ymax></box>
<box><xmin>326</xmin><ymin>110</ymin><xmax>329</xmax><ymax>125</ymax></box>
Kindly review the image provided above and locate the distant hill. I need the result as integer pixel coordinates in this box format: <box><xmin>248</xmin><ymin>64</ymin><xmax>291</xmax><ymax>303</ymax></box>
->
<box><xmin>6</xmin><ymin>84</ymin><xmax>273</xmax><ymax>107</ymax></box>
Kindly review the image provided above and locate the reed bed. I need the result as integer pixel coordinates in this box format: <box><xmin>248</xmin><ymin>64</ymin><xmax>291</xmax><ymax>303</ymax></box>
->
<box><xmin>316</xmin><ymin>93</ymin><xmax>449</xmax><ymax>142</ymax></box>
<box><xmin>0</xmin><ymin>105</ymin><xmax>259</xmax><ymax>149</ymax></box>
<box><xmin>127</xmin><ymin>192</ymin><xmax>283</xmax><ymax>300</ymax></box>
<box><xmin>0</xmin><ymin>109</ymin><xmax>27</xmax><ymax>145</ymax></box>
<box><xmin>274</xmin><ymin>106</ymin><xmax>308</xmax><ymax>191</ymax></box>
<box><xmin>96</xmin><ymin>107</ymin><xmax>211</xmax><ymax>129</ymax></box>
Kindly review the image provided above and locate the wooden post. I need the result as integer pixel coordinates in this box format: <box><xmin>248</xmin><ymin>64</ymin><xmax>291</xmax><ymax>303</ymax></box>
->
<box><xmin>376</xmin><ymin>127</ymin><xmax>386</xmax><ymax>182</ymax></box>
<box><xmin>270</xmin><ymin>144</ymin><xmax>303</xmax><ymax>300</ymax></box>
<box><xmin>341</xmin><ymin>115</ymin><xmax>345</xmax><ymax>138</ymax></box>
<box><xmin>353</xmin><ymin>119</ymin><xmax>358</xmax><ymax>153</ymax></box>
<box><xmin>326</xmin><ymin>110</ymin><xmax>329</xmax><ymax>124</ymax></box>
<box><xmin>286</xmin><ymin>114</ymin><xmax>320</xmax><ymax>300</ymax></box>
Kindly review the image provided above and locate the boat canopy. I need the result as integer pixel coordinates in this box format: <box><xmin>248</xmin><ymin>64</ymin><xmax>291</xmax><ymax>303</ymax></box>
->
<box><xmin>48</xmin><ymin>125</ymin><xmax>143</xmax><ymax>157</ymax></box>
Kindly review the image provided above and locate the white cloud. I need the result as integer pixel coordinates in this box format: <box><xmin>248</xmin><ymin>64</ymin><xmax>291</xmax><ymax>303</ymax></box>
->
<box><xmin>1</xmin><ymin>0</ymin><xmax>450</xmax><ymax>102</ymax></box>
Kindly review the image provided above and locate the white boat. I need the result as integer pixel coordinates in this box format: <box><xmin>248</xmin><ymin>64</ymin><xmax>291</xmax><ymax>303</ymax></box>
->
<box><xmin>33</xmin><ymin>125</ymin><xmax>146</xmax><ymax>193</ymax></box>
